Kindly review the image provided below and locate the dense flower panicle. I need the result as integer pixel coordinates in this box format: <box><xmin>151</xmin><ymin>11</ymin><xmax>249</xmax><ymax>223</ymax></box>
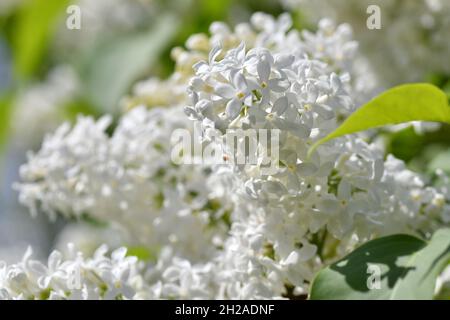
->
<box><xmin>0</xmin><ymin>245</ymin><xmax>146</xmax><ymax>300</ymax></box>
<box><xmin>53</xmin><ymin>223</ymin><xmax>128</xmax><ymax>258</ymax></box>
<box><xmin>5</xmin><ymin>12</ymin><xmax>450</xmax><ymax>300</ymax></box>
<box><xmin>285</xmin><ymin>0</ymin><xmax>450</xmax><ymax>85</ymax></box>
<box><xmin>11</xmin><ymin>66</ymin><xmax>79</xmax><ymax>146</ymax></box>
<box><xmin>16</xmin><ymin>106</ymin><xmax>231</xmax><ymax>262</ymax></box>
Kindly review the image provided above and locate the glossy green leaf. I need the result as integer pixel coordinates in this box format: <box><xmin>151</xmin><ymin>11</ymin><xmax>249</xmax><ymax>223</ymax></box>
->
<box><xmin>13</xmin><ymin>0</ymin><xmax>69</xmax><ymax>78</ymax></box>
<box><xmin>310</xmin><ymin>228</ymin><xmax>450</xmax><ymax>300</ymax></box>
<box><xmin>308</xmin><ymin>83</ymin><xmax>450</xmax><ymax>157</ymax></box>
<box><xmin>78</xmin><ymin>14</ymin><xmax>178</xmax><ymax>112</ymax></box>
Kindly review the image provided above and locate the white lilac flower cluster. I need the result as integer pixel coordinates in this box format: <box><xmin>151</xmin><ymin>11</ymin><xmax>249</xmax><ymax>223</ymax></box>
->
<box><xmin>0</xmin><ymin>245</ymin><xmax>147</xmax><ymax>300</ymax></box>
<box><xmin>284</xmin><ymin>0</ymin><xmax>450</xmax><ymax>85</ymax></box>
<box><xmin>4</xmin><ymin>13</ymin><xmax>450</xmax><ymax>299</ymax></box>
<box><xmin>11</xmin><ymin>66</ymin><xmax>79</xmax><ymax>147</ymax></box>
<box><xmin>16</xmin><ymin>106</ymin><xmax>232</xmax><ymax>263</ymax></box>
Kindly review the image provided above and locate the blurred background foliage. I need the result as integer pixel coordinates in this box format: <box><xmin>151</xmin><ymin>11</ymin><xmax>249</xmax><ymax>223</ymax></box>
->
<box><xmin>0</xmin><ymin>0</ymin><xmax>450</xmax><ymax>261</ymax></box>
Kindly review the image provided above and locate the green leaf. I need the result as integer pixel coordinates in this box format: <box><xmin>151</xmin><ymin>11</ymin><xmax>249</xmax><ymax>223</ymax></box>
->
<box><xmin>392</xmin><ymin>229</ymin><xmax>450</xmax><ymax>299</ymax></box>
<box><xmin>13</xmin><ymin>0</ymin><xmax>69</xmax><ymax>78</ymax></box>
<box><xmin>308</xmin><ymin>83</ymin><xmax>450</xmax><ymax>157</ymax></box>
<box><xmin>78</xmin><ymin>14</ymin><xmax>178</xmax><ymax>112</ymax></box>
<box><xmin>310</xmin><ymin>228</ymin><xmax>450</xmax><ymax>300</ymax></box>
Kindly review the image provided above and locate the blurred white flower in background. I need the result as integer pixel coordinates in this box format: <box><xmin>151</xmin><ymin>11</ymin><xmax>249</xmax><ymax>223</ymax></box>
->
<box><xmin>0</xmin><ymin>0</ymin><xmax>23</xmax><ymax>15</ymax></box>
<box><xmin>0</xmin><ymin>0</ymin><xmax>163</xmax><ymax>269</ymax></box>
<box><xmin>53</xmin><ymin>223</ymin><xmax>127</xmax><ymax>258</ymax></box>
<box><xmin>0</xmin><ymin>40</ymin><xmax>12</xmax><ymax>92</ymax></box>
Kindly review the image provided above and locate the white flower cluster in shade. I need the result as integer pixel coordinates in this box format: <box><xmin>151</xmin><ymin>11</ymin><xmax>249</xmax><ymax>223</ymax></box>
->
<box><xmin>5</xmin><ymin>13</ymin><xmax>450</xmax><ymax>299</ymax></box>
<box><xmin>284</xmin><ymin>0</ymin><xmax>450</xmax><ymax>85</ymax></box>
<box><xmin>0</xmin><ymin>245</ymin><xmax>147</xmax><ymax>300</ymax></box>
<box><xmin>16</xmin><ymin>106</ymin><xmax>232</xmax><ymax>263</ymax></box>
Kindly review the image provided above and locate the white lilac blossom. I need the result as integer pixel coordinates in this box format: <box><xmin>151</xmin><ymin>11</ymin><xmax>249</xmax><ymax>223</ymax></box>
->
<box><xmin>185</xmin><ymin>13</ymin><xmax>450</xmax><ymax>296</ymax></box>
<box><xmin>142</xmin><ymin>247</ymin><xmax>217</xmax><ymax>299</ymax></box>
<box><xmin>54</xmin><ymin>223</ymin><xmax>127</xmax><ymax>258</ymax></box>
<box><xmin>11</xmin><ymin>66</ymin><xmax>79</xmax><ymax>147</ymax></box>
<box><xmin>125</xmin><ymin>13</ymin><xmax>377</xmax><ymax>111</ymax></box>
<box><xmin>284</xmin><ymin>0</ymin><xmax>450</xmax><ymax>85</ymax></box>
<box><xmin>0</xmin><ymin>245</ymin><xmax>146</xmax><ymax>300</ymax></box>
<box><xmin>435</xmin><ymin>264</ymin><xmax>450</xmax><ymax>298</ymax></box>
<box><xmin>16</xmin><ymin>106</ymin><xmax>231</xmax><ymax>263</ymax></box>
<box><xmin>0</xmin><ymin>244</ymin><xmax>220</xmax><ymax>300</ymax></box>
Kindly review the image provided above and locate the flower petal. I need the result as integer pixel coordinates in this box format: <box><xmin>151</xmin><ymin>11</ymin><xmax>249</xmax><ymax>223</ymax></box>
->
<box><xmin>225</xmin><ymin>98</ymin><xmax>242</xmax><ymax>120</ymax></box>
<box><xmin>216</xmin><ymin>84</ymin><xmax>236</xmax><ymax>99</ymax></box>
